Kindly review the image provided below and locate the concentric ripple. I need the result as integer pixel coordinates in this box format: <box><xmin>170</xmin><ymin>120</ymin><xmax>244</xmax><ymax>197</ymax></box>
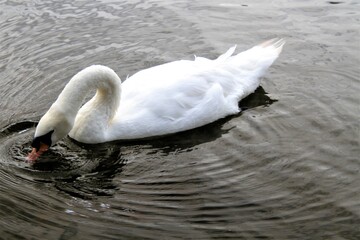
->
<box><xmin>1</xmin><ymin>0</ymin><xmax>360</xmax><ymax>239</ymax></box>
<box><xmin>0</xmin><ymin>121</ymin><xmax>126</xmax><ymax>200</ymax></box>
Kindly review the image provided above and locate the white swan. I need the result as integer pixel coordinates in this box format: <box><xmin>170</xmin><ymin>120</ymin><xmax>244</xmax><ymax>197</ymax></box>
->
<box><xmin>28</xmin><ymin>39</ymin><xmax>285</xmax><ymax>160</ymax></box>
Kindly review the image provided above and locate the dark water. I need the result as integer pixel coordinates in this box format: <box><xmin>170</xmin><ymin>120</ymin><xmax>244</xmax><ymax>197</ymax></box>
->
<box><xmin>1</xmin><ymin>0</ymin><xmax>359</xmax><ymax>239</ymax></box>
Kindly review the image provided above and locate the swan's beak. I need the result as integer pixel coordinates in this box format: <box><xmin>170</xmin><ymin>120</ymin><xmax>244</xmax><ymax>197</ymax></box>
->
<box><xmin>26</xmin><ymin>143</ymin><xmax>49</xmax><ymax>162</ymax></box>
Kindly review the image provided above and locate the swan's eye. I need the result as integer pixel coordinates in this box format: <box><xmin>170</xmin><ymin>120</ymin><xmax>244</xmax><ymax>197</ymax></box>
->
<box><xmin>31</xmin><ymin>130</ymin><xmax>54</xmax><ymax>151</ymax></box>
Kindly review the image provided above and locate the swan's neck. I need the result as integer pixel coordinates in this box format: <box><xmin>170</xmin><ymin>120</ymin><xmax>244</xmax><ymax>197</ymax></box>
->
<box><xmin>53</xmin><ymin>65</ymin><xmax>121</xmax><ymax>137</ymax></box>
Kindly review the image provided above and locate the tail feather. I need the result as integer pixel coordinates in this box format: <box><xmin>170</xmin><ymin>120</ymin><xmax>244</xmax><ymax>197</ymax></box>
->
<box><xmin>258</xmin><ymin>38</ymin><xmax>285</xmax><ymax>55</ymax></box>
<box><xmin>234</xmin><ymin>38</ymin><xmax>285</xmax><ymax>69</ymax></box>
<box><xmin>226</xmin><ymin>38</ymin><xmax>285</xmax><ymax>99</ymax></box>
<box><xmin>216</xmin><ymin>45</ymin><xmax>237</xmax><ymax>62</ymax></box>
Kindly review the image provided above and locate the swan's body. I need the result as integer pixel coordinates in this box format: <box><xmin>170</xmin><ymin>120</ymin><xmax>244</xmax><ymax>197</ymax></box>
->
<box><xmin>29</xmin><ymin>39</ymin><xmax>284</xmax><ymax>159</ymax></box>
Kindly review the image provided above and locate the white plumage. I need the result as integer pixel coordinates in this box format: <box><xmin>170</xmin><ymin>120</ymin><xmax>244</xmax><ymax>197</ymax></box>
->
<box><xmin>34</xmin><ymin>39</ymin><xmax>285</xmax><ymax>145</ymax></box>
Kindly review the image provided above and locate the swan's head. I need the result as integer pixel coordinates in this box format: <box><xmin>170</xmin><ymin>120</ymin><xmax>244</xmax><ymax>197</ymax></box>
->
<box><xmin>27</xmin><ymin>107</ymin><xmax>73</xmax><ymax>161</ymax></box>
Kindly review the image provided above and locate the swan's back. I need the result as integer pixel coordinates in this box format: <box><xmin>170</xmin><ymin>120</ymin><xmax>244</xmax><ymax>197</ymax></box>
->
<box><xmin>110</xmin><ymin>39</ymin><xmax>285</xmax><ymax>140</ymax></box>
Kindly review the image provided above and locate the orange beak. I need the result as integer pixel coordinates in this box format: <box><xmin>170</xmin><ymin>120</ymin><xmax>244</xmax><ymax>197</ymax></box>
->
<box><xmin>26</xmin><ymin>143</ymin><xmax>49</xmax><ymax>162</ymax></box>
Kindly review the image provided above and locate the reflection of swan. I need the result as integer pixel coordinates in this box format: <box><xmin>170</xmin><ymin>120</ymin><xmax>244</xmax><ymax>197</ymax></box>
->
<box><xmin>28</xmin><ymin>39</ymin><xmax>285</xmax><ymax>160</ymax></box>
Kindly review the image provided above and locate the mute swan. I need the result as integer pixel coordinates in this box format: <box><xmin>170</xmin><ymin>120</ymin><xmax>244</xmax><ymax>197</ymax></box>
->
<box><xmin>28</xmin><ymin>38</ymin><xmax>285</xmax><ymax>161</ymax></box>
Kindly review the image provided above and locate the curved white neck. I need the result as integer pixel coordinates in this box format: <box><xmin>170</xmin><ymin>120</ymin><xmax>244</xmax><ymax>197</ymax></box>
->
<box><xmin>53</xmin><ymin>65</ymin><xmax>121</xmax><ymax>125</ymax></box>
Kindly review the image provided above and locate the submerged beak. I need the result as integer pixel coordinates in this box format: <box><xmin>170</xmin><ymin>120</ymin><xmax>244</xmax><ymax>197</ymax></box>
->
<box><xmin>26</xmin><ymin>143</ymin><xmax>49</xmax><ymax>162</ymax></box>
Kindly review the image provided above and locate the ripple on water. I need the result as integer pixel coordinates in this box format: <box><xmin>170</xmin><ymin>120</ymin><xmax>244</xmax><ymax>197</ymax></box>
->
<box><xmin>0</xmin><ymin>122</ymin><xmax>126</xmax><ymax>201</ymax></box>
<box><xmin>1</xmin><ymin>0</ymin><xmax>360</xmax><ymax>237</ymax></box>
<box><xmin>0</xmin><ymin>86</ymin><xmax>292</xmax><ymax>239</ymax></box>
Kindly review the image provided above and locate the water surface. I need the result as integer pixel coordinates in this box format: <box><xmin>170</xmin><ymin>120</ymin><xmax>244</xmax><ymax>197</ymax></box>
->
<box><xmin>0</xmin><ymin>0</ymin><xmax>359</xmax><ymax>239</ymax></box>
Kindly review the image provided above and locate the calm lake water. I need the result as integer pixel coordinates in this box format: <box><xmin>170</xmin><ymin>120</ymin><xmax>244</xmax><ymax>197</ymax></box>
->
<box><xmin>0</xmin><ymin>0</ymin><xmax>359</xmax><ymax>239</ymax></box>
